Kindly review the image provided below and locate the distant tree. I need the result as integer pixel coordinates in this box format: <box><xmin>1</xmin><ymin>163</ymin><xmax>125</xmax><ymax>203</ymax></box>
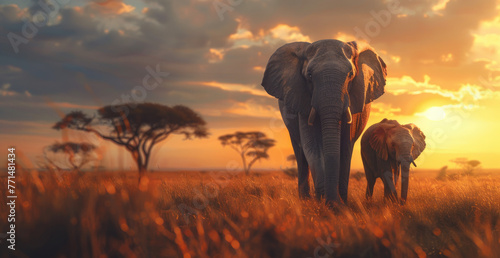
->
<box><xmin>218</xmin><ymin>131</ymin><xmax>276</xmax><ymax>175</ymax></box>
<box><xmin>53</xmin><ymin>103</ymin><xmax>208</xmax><ymax>177</ymax></box>
<box><xmin>282</xmin><ymin>154</ymin><xmax>298</xmax><ymax>177</ymax></box>
<box><xmin>287</xmin><ymin>154</ymin><xmax>297</xmax><ymax>167</ymax></box>
<box><xmin>351</xmin><ymin>171</ymin><xmax>365</xmax><ymax>181</ymax></box>
<box><xmin>450</xmin><ymin>158</ymin><xmax>481</xmax><ymax>176</ymax></box>
<box><xmin>40</xmin><ymin>142</ymin><xmax>97</xmax><ymax>172</ymax></box>
<box><xmin>436</xmin><ymin>166</ymin><xmax>449</xmax><ymax>181</ymax></box>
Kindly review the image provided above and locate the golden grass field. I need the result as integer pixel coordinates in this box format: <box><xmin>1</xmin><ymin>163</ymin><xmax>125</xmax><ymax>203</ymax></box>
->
<box><xmin>1</xmin><ymin>169</ymin><xmax>500</xmax><ymax>258</ymax></box>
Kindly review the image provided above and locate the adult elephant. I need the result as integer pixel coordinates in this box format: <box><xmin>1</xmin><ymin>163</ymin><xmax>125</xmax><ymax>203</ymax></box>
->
<box><xmin>261</xmin><ymin>39</ymin><xmax>387</xmax><ymax>206</ymax></box>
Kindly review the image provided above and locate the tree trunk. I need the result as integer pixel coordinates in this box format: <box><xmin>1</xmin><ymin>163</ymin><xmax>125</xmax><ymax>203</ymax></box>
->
<box><xmin>137</xmin><ymin>162</ymin><xmax>143</xmax><ymax>179</ymax></box>
<box><xmin>241</xmin><ymin>153</ymin><xmax>249</xmax><ymax>175</ymax></box>
<box><xmin>247</xmin><ymin>158</ymin><xmax>259</xmax><ymax>176</ymax></box>
<box><xmin>130</xmin><ymin>148</ymin><xmax>147</xmax><ymax>183</ymax></box>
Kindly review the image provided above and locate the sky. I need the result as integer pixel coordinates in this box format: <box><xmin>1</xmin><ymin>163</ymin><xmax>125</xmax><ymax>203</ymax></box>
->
<box><xmin>1</xmin><ymin>0</ymin><xmax>500</xmax><ymax>171</ymax></box>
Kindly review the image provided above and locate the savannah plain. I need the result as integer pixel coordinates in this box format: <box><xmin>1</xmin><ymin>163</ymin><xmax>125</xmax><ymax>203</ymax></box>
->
<box><xmin>1</xmin><ymin>168</ymin><xmax>500</xmax><ymax>258</ymax></box>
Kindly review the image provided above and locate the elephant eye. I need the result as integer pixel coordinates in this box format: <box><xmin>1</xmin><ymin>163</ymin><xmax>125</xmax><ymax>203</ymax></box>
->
<box><xmin>307</xmin><ymin>72</ymin><xmax>312</xmax><ymax>80</ymax></box>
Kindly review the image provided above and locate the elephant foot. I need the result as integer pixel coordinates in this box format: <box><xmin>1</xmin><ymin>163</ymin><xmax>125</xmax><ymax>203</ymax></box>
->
<box><xmin>383</xmin><ymin>195</ymin><xmax>398</xmax><ymax>205</ymax></box>
<box><xmin>325</xmin><ymin>199</ymin><xmax>346</xmax><ymax>213</ymax></box>
<box><xmin>339</xmin><ymin>194</ymin><xmax>349</xmax><ymax>205</ymax></box>
<box><xmin>314</xmin><ymin>190</ymin><xmax>324</xmax><ymax>201</ymax></box>
<box><xmin>299</xmin><ymin>192</ymin><xmax>311</xmax><ymax>199</ymax></box>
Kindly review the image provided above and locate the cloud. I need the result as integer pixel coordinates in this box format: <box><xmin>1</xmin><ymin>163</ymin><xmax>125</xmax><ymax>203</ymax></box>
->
<box><xmin>0</xmin><ymin>90</ymin><xmax>16</xmax><ymax>96</ymax></box>
<box><xmin>192</xmin><ymin>81</ymin><xmax>269</xmax><ymax>98</ymax></box>
<box><xmin>470</xmin><ymin>17</ymin><xmax>500</xmax><ymax>72</ymax></box>
<box><xmin>414</xmin><ymin>103</ymin><xmax>480</xmax><ymax>120</ymax></box>
<box><xmin>387</xmin><ymin>75</ymin><xmax>499</xmax><ymax>102</ymax></box>
<box><xmin>225</xmin><ymin>99</ymin><xmax>280</xmax><ymax>119</ymax></box>
<box><xmin>432</xmin><ymin>0</ymin><xmax>451</xmax><ymax>14</ymax></box>
<box><xmin>218</xmin><ymin>22</ymin><xmax>311</xmax><ymax>51</ymax></box>
<box><xmin>206</xmin><ymin>48</ymin><xmax>225</xmax><ymax>63</ymax></box>
<box><xmin>45</xmin><ymin>101</ymin><xmax>100</xmax><ymax>110</ymax></box>
<box><xmin>0</xmin><ymin>82</ymin><xmax>18</xmax><ymax>96</ymax></box>
<box><xmin>203</xmin><ymin>23</ymin><xmax>311</xmax><ymax>65</ymax></box>
<box><xmin>0</xmin><ymin>119</ymin><xmax>59</xmax><ymax>137</ymax></box>
<box><xmin>269</xmin><ymin>24</ymin><xmax>311</xmax><ymax>42</ymax></box>
<box><xmin>89</xmin><ymin>0</ymin><xmax>136</xmax><ymax>15</ymax></box>
<box><xmin>379</xmin><ymin>74</ymin><xmax>500</xmax><ymax>117</ymax></box>
<box><xmin>2</xmin><ymin>0</ymin><xmax>492</xmax><ymax>109</ymax></box>
<box><xmin>371</xmin><ymin>102</ymin><xmax>402</xmax><ymax>117</ymax></box>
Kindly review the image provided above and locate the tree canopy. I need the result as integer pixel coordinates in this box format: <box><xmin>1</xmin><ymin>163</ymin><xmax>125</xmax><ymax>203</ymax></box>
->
<box><xmin>450</xmin><ymin>158</ymin><xmax>481</xmax><ymax>176</ymax></box>
<box><xmin>218</xmin><ymin>131</ymin><xmax>275</xmax><ymax>175</ymax></box>
<box><xmin>40</xmin><ymin>142</ymin><xmax>97</xmax><ymax>172</ymax></box>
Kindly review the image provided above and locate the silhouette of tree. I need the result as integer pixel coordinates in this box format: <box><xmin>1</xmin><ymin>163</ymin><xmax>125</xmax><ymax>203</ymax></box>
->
<box><xmin>282</xmin><ymin>154</ymin><xmax>298</xmax><ymax>177</ymax></box>
<box><xmin>218</xmin><ymin>131</ymin><xmax>276</xmax><ymax>175</ymax></box>
<box><xmin>287</xmin><ymin>154</ymin><xmax>297</xmax><ymax>167</ymax></box>
<box><xmin>450</xmin><ymin>158</ymin><xmax>481</xmax><ymax>176</ymax></box>
<box><xmin>436</xmin><ymin>166</ymin><xmax>449</xmax><ymax>181</ymax></box>
<box><xmin>53</xmin><ymin>103</ymin><xmax>208</xmax><ymax>177</ymax></box>
<box><xmin>351</xmin><ymin>171</ymin><xmax>365</xmax><ymax>181</ymax></box>
<box><xmin>40</xmin><ymin>142</ymin><xmax>97</xmax><ymax>172</ymax></box>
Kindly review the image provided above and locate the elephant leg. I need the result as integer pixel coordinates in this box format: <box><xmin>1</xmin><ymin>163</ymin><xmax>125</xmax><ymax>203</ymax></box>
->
<box><xmin>309</xmin><ymin>157</ymin><xmax>324</xmax><ymax>200</ymax></box>
<box><xmin>291</xmin><ymin>137</ymin><xmax>310</xmax><ymax>199</ymax></box>
<box><xmin>381</xmin><ymin>170</ymin><xmax>397</xmax><ymax>202</ymax></box>
<box><xmin>279</xmin><ymin>100</ymin><xmax>311</xmax><ymax>198</ymax></box>
<box><xmin>393</xmin><ymin>163</ymin><xmax>400</xmax><ymax>190</ymax></box>
<box><xmin>365</xmin><ymin>175</ymin><xmax>376</xmax><ymax>200</ymax></box>
<box><xmin>339</xmin><ymin>122</ymin><xmax>353</xmax><ymax>204</ymax></box>
<box><xmin>361</xmin><ymin>149</ymin><xmax>376</xmax><ymax>200</ymax></box>
<box><xmin>299</xmin><ymin>114</ymin><xmax>324</xmax><ymax>200</ymax></box>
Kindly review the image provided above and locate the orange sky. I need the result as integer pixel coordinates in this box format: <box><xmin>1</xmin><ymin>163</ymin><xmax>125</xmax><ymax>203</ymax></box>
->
<box><xmin>1</xmin><ymin>0</ymin><xmax>500</xmax><ymax>171</ymax></box>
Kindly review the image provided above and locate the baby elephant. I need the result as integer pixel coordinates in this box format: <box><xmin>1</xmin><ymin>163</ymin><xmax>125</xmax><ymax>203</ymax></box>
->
<box><xmin>361</xmin><ymin>119</ymin><xmax>426</xmax><ymax>203</ymax></box>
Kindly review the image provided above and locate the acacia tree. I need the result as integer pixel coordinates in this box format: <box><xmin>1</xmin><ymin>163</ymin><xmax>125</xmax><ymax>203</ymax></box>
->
<box><xmin>282</xmin><ymin>154</ymin><xmax>298</xmax><ymax>177</ymax></box>
<box><xmin>287</xmin><ymin>154</ymin><xmax>297</xmax><ymax>167</ymax></box>
<box><xmin>450</xmin><ymin>158</ymin><xmax>481</xmax><ymax>176</ymax></box>
<box><xmin>40</xmin><ymin>142</ymin><xmax>97</xmax><ymax>172</ymax></box>
<box><xmin>53</xmin><ymin>103</ymin><xmax>208</xmax><ymax>177</ymax></box>
<box><xmin>218</xmin><ymin>131</ymin><xmax>276</xmax><ymax>175</ymax></box>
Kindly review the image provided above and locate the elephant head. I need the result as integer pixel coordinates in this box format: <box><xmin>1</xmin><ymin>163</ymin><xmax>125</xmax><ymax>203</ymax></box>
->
<box><xmin>369</xmin><ymin>119</ymin><xmax>426</xmax><ymax>201</ymax></box>
<box><xmin>261</xmin><ymin>39</ymin><xmax>387</xmax><ymax>204</ymax></box>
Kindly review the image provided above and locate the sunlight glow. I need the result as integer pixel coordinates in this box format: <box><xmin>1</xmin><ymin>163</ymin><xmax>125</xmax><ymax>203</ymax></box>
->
<box><xmin>421</xmin><ymin>106</ymin><xmax>446</xmax><ymax>121</ymax></box>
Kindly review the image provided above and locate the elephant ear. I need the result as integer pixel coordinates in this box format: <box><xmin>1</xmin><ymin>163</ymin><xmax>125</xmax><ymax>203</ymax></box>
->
<box><xmin>261</xmin><ymin>42</ymin><xmax>311</xmax><ymax>114</ymax></box>
<box><xmin>369</xmin><ymin>120</ymin><xmax>397</xmax><ymax>160</ymax></box>
<box><xmin>349</xmin><ymin>48</ymin><xmax>387</xmax><ymax>114</ymax></box>
<box><xmin>403</xmin><ymin>123</ymin><xmax>426</xmax><ymax>160</ymax></box>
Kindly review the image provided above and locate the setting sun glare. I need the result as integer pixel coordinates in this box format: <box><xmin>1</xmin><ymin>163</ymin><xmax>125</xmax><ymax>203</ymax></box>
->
<box><xmin>420</xmin><ymin>106</ymin><xmax>447</xmax><ymax>121</ymax></box>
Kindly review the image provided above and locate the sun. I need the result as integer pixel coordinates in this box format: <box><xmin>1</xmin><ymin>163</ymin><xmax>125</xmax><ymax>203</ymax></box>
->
<box><xmin>422</xmin><ymin>106</ymin><xmax>446</xmax><ymax>121</ymax></box>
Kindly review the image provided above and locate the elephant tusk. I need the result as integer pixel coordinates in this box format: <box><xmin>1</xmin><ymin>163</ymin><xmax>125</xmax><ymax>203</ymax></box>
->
<box><xmin>308</xmin><ymin>107</ymin><xmax>316</xmax><ymax>126</ymax></box>
<box><xmin>412</xmin><ymin>161</ymin><xmax>417</xmax><ymax>167</ymax></box>
<box><xmin>346</xmin><ymin>106</ymin><xmax>352</xmax><ymax>124</ymax></box>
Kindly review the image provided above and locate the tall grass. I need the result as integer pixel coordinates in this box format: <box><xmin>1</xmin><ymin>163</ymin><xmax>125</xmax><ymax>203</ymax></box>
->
<box><xmin>1</xmin><ymin>171</ymin><xmax>499</xmax><ymax>257</ymax></box>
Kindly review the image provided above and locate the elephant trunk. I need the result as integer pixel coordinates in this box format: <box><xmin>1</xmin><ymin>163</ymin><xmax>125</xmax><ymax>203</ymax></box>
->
<box><xmin>309</xmin><ymin>106</ymin><xmax>351</xmax><ymax>125</ymax></box>
<box><xmin>321</xmin><ymin>109</ymin><xmax>342</xmax><ymax>205</ymax></box>
<box><xmin>400</xmin><ymin>163</ymin><xmax>410</xmax><ymax>203</ymax></box>
<box><xmin>318</xmin><ymin>94</ymin><xmax>344</xmax><ymax>206</ymax></box>
<box><xmin>312</xmin><ymin>71</ymin><xmax>349</xmax><ymax>206</ymax></box>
